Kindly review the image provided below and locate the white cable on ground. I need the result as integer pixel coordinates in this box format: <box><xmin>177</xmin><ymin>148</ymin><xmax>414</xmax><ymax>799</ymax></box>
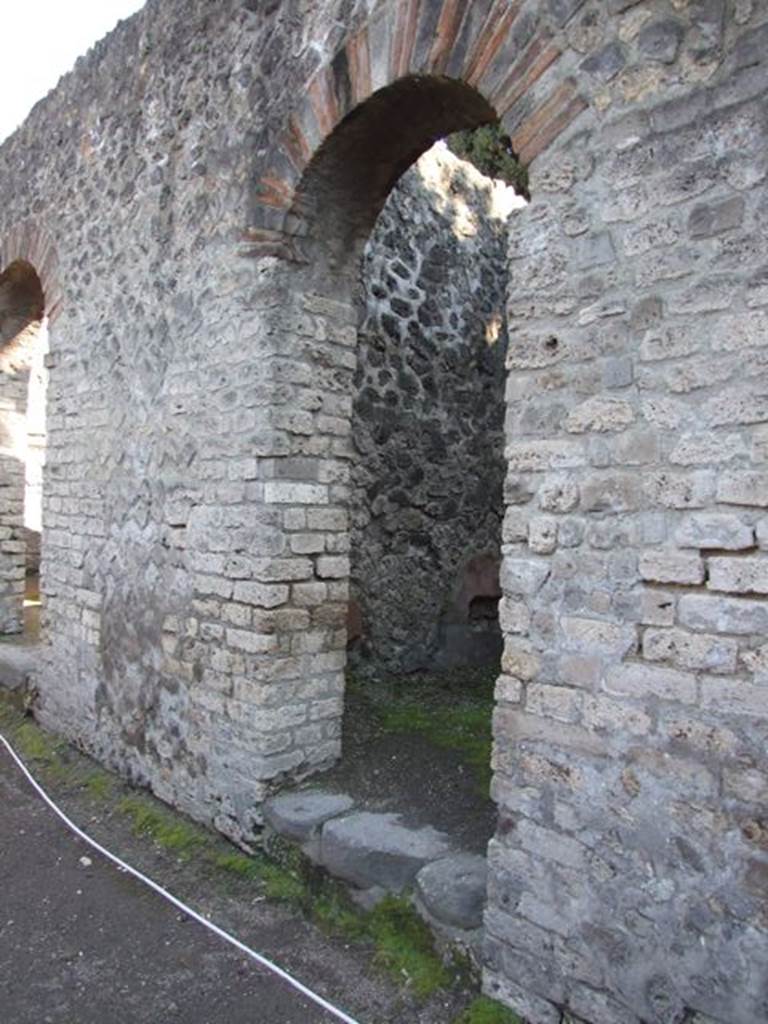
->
<box><xmin>0</xmin><ymin>732</ymin><xmax>362</xmax><ymax>1024</ymax></box>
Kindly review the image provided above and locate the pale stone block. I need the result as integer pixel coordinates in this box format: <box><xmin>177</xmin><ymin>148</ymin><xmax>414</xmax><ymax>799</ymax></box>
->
<box><xmin>564</xmin><ymin>396</ymin><xmax>635</xmax><ymax>433</ymax></box>
<box><xmin>700</xmin><ymin>675</ymin><xmax>768</xmax><ymax>718</ymax></box>
<box><xmin>501</xmin><ymin>557</ymin><xmax>550</xmax><ymax>596</ymax></box>
<box><xmin>526</xmin><ymin>683</ymin><xmax>582</xmax><ymax>724</ymax></box>
<box><xmin>561</xmin><ymin>616</ymin><xmax>637</xmax><ymax>656</ymax></box>
<box><xmin>226</xmin><ymin>628</ymin><xmax>279</xmax><ymax>654</ymax></box>
<box><xmin>538</xmin><ymin>476</ymin><xmax>580</xmax><ymax>512</ymax></box>
<box><xmin>264</xmin><ymin>481</ymin><xmax>329</xmax><ymax>504</ymax></box>
<box><xmin>708</xmin><ymin>556</ymin><xmax>768</xmax><ymax>594</ymax></box>
<box><xmin>605</xmin><ymin>660</ymin><xmax>697</xmax><ymax>701</ymax></box>
<box><xmin>639</xmin><ymin>550</ymin><xmax>704</xmax><ymax>584</ymax></box>
<box><xmin>639</xmin><ymin>589</ymin><xmax>676</xmax><ymax>625</ymax></box>
<box><xmin>717</xmin><ymin>471</ymin><xmax>768</xmax><ymax>507</ymax></box>
<box><xmin>679</xmin><ymin>593</ymin><xmax>768</xmax><ymax>634</ymax></box>
<box><xmin>315</xmin><ymin>555</ymin><xmax>350</xmax><ymax>579</ymax></box>
<box><xmin>642</xmin><ymin>626</ymin><xmax>737</xmax><ymax>673</ymax></box>
<box><xmin>583</xmin><ymin>693</ymin><xmax>652</xmax><ymax>735</ymax></box>
<box><xmin>674</xmin><ymin>513</ymin><xmax>754</xmax><ymax>550</ymax></box>
<box><xmin>529</xmin><ymin>516</ymin><xmax>557</xmax><ymax>554</ymax></box>
<box><xmin>232</xmin><ymin>580</ymin><xmax>289</xmax><ymax>608</ymax></box>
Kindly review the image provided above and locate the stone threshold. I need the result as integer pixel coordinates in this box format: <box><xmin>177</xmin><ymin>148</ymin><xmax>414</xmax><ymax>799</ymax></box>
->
<box><xmin>262</xmin><ymin>789</ymin><xmax>487</xmax><ymax>957</ymax></box>
<box><xmin>0</xmin><ymin>640</ymin><xmax>38</xmax><ymax>692</ymax></box>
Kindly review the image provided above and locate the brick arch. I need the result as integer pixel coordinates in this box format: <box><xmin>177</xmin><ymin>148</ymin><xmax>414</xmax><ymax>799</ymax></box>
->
<box><xmin>0</xmin><ymin>219</ymin><xmax>63</xmax><ymax>323</ymax></box>
<box><xmin>244</xmin><ymin>0</ymin><xmax>588</xmax><ymax>259</ymax></box>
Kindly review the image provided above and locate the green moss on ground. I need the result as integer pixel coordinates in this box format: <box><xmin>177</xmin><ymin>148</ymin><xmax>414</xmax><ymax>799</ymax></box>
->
<box><xmin>350</xmin><ymin>663</ymin><xmax>497</xmax><ymax>792</ymax></box>
<box><xmin>0</xmin><ymin>691</ymin><xmax>480</xmax><ymax>1008</ymax></box>
<box><xmin>367</xmin><ymin>895</ymin><xmax>450</xmax><ymax>999</ymax></box>
<box><xmin>454</xmin><ymin>996</ymin><xmax>522</xmax><ymax>1024</ymax></box>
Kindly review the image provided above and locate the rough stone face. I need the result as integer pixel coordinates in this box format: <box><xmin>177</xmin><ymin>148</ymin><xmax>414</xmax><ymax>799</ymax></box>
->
<box><xmin>349</xmin><ymin>145</ymin><xmax>513</xmax><ymax>674</ymax></box>
<box><xmin>262</xmin><ymin>791</ymin><xmax>355</xmax><ymax>843</ymax></box>
<box><xmin>415</xmin><ymin>853</ymin><xmax>487</xmax><ymax>930</ymax></box>
<box><xmin>0</xmin><ymin>2</ymin><xmax>766</xmax><ymax>1023</ymax></box>
<box><xmin>319</xmin><ymin>812</ymin><xmax>453</xmax><ymax>892</ymax></box>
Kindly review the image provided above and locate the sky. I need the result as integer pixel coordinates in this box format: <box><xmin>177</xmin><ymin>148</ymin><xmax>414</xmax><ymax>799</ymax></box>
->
<box><xmin>0</xmin><ymin>0</ymin><xmax>147</xmax><ymax>144</ymax></box>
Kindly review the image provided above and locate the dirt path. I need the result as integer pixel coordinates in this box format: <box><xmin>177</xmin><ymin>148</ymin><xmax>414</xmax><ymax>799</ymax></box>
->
<box><xmin>0</xmin><ymin>742</ymin><xmax>346</xmax><ymax>1024</ymax></box>
<box><xmin>0</xmin><ymin>723</ymin><xmax>479</xmax><ymax>1024</ymax></box>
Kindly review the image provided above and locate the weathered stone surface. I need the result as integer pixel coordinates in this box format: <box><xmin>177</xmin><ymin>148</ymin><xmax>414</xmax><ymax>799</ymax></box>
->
<box><xmin>350</xmin><ymin>145</ymin><xmax>511</xmax><ymax>674</ymax></box>
<box><xmin>674</xmin><ymin>513</ymin><xmax>754</xmax><ymax>550</ymax></box>
<box><xmin>717</xmin><ymin>472</ymin><xmax>768</xmax><ymax>507</ymax></box>
<box><xmin>708</xmin><ymin>557</ymin><xmax>768</xmax><ymax>595</ymax></box>
<box><xmin>320</xmin><ymin>812</ymin><xmax>453</xmax><ymax>892</ymax></box>
<box><xmin>642</xmin><ymin>626</ymin><xmax>738</xmax><ymax>673</ymax></box>
<box><xmin>679</xmin><ymin>594</ymin><xmax>768</xmax><ymax>635</ymax></box>
<box><xmin>0</xmin><ymin>643</ymin><xmax>37</xmax><ymax>691</ymax></box>
<box><xmin>639</xmin><ymin>550</ymin><xmax>704</xmax><ymax>585</ymax></box>
<box><xmin>415</xmin><ymin>853</ymin><xmax>487</xmax><ymax>930</ymax></box>
<box><xmin>1</xmin><ymin>3</ymin><xmax>766</xmax><ymax>1024</ymax></box>
<box><xmin>262</xmin><ymin>790</ymin><xmax>355</xmax><ymax>843</ymax></box>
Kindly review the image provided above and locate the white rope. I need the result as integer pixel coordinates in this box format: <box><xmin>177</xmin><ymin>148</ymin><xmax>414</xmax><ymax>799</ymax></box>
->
<box><xmin>0</xmin><ymin>732</ymin><xmax>362</xmax><ymax>1024</ymax></box>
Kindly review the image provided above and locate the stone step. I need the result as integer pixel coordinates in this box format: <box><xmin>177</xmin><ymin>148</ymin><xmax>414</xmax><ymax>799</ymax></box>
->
<box><xmin>263</xmin><ymin>788</ymin><xmax>488</xmax><ymax>944</ymax></box>
<box><xmin>319</xmin><ymin>810</ymin><xmax>454</xmax><ymax>892</ymax></box>
<box><xmin>415</xmin><ymin>852</ymin><xmax>487</xmax><ymax>931</ymax></box>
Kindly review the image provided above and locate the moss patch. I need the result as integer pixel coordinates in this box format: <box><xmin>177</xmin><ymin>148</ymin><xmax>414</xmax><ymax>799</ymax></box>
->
<box><xmin>367</xmin><ymin>895</ymin><xmax>449</xmax><ymax>999</ymax></box>
<box><xmin>350</xmin><ymin>663</ymin><xmax>497</xmax><ymax>793</ymax></box>
<box><xmin>116</xmin><ymin>795</ymin><xmax>209</xmax><ymax>861</ymax></box>
<box><xmin>454</xmin><ymin>996</ymin><xmax>522</xmax><ymax>1024</ymax></box>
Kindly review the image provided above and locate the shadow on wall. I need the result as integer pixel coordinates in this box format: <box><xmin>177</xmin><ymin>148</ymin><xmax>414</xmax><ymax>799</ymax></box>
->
<box><xmin>348</xmin><ymin>141</ymin><xmax>519</xmax><ymax>677</ymax></box>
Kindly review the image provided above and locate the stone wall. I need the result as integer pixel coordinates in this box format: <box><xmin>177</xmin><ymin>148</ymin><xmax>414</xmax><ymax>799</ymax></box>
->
<box><xmin>350</xmin><ymin>143</ymin><xmax>513</xmax><ymax>675</ymax></box>
<box><xmin>0</xmin><ymin>2</ymin><xmax>766</xmax><ymax>1022</ymax></box>
<box><xmin>485</xmin><ymin>8</ymin><xmax>768</xmax><ymax>1024</ymax></box>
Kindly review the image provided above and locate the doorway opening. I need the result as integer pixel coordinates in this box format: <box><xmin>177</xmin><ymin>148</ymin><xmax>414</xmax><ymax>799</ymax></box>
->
<box><xmin>301</xmin><ymin>100</ymin><xmax>526</xmax><ymax>856</ymax></box>
<box><xmin>0</xmin><ymin>259</ymin><xmax>47</xmax><ymax>643</ymax></box>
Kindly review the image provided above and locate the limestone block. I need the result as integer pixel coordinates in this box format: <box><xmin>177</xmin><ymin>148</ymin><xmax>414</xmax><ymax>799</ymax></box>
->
<box><xmin>642</xmin><ymin>626</ymin><xmax>738</xmax><ymax>673</ymax></box>
<box><xmin>538</xmin><ymin>477</ymin><xmax>580</xmax><ymax>513</ymax></box>
<box><xmin>501</xmin><ymin>557</ymin><xmax>550</xmax><ymax>596</ymax></box>
<box><xmin>561</xmin><ymin>616</ymin><xmax>637</xmax><ymax>656</ymax></box>
<box><xmin>675</xmin><ymin>513</ymin><xmax>754</xmax><ymax>550</ymax></box>
<box><xmin>526</xmin><ymin>683</ymin><xmax>582</xmax><ymax>723</ymax></box>
<box><xmin>319</xmin><ymin>812</ymin><xmax>453</xmax><ymax>892</ymax></box>
<box><xmin>263</xmin><ymin>791</ymin><xmax>355</xmax><ymax>843</ymax></box>
<box><xmin>708</xmin><ymin>556</ymin><xmax>768</xmax><ymax>594</ymax></box>
<box><xmin>232</xmin><ymin>580</ymin><xmax>289</xmax><ymax>608</ymax></box>
<box><xmin>669</xmin><ymin>432</ymin><xmax>746</xmax><ymax>465</ymax></box>
<box><xmin>564</xmin><ymin>396</ymin><xmax>635</xmax><ymax>433</ymax></box>
<box><xmin>415</xmin><ymin>853</ymin><xmax>487</xmax><ymax>930</ymax></box>
<box><xmin>717</xmin><ymin>472</ymin><xmax>768</xmax><ymax>507</ymax></box>
<box><xmin>529</xmin><ymin>517</ymin><xmax>557</xmax><ymax>554</ymax></box>
<box><xmin>679</xmin><ymin>593</ymin><xmax>768</xmax><ymax>634</ymax></box>
<box><xmin>583</xmin><ymin>693</ymin><xmax>652</xmax><ymax>735</ymax></box>
<box><xmin>605</xmin><ymin>660</ymin><xmax>697</xmax><ymax>701</ymax></box>
<box><xmin>639</xmin><ymin>589</ymin><xmax>676</xmax><ymax>626</ymax></box>
<box><xmin>264</xmin><ymin>481</ymin><xmax>329</xmax><ymax>504</ymax></box>
<box><xmin>639</xmin><ymin>550</ymin><xmax>704</xmax><ymax>584</ymax></box>
<box><xmin>700</xmin><ymin>676</ymin><xmax>768</xmax><ymax>718</ymax></box>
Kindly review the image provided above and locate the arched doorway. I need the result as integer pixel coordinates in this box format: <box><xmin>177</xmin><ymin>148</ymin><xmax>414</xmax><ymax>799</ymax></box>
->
<box><xmin>0</xmin><ymin>259</ymin><xmax>47</xmax><ymax>641</ymax></box>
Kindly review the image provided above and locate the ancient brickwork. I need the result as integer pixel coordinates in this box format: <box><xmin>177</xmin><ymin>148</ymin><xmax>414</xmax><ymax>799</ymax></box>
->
<box><xmin>0</xmin><ymin>2</ymin><xmax>766</xmax><ymax>1022</ymax></box>
<box><xmin>0</xmin><ymin>368</ymin><xmax>27</xmax><ymax>633</ymax></box>
<box><xmin>485</xmin><ymin>8</ymin><xmax>768</xmax><ymax>1024</ymax></box>
<box><xmin>351</xmin><ymin>143</ymin><xmax>511</xmax><ymax>674</ymax></box>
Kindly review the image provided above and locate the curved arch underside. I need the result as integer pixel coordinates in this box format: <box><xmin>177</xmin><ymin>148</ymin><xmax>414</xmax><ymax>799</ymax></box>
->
<box><xmin>245</xmin><ymin>0</ymin><xmax>587</xmax><ymax>259</ymax></box>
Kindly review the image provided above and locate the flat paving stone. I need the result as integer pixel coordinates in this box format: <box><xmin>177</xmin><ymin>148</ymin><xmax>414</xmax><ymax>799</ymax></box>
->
<box><xmin>415</xmin><ymin>853</ymin><xmax>487</xmax><ymax>930</ymax></box>
<box><xmin>320</xmin><ymin>811</ymin><xmax>453</xmax><ymax>892</ymax></box>
<box><xmin>263</xmin><ymin>790</ymin><xmax>355</xmax><ymax>843</ymax></box>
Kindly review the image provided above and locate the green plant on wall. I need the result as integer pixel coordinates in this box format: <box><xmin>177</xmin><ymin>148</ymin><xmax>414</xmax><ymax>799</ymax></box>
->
<box><xmin>446</xmin><ymin>123</ymin><xmax>529</xmax><ymax>198</ymax></box>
